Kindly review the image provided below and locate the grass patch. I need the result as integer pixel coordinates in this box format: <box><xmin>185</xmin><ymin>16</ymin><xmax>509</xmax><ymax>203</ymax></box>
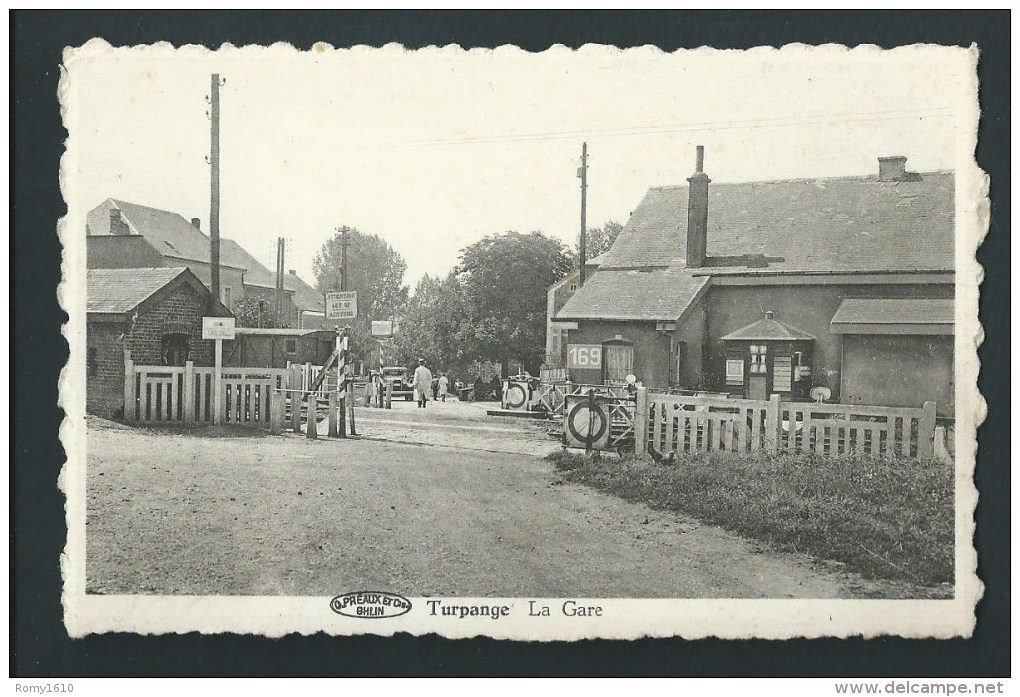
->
<box><xmin>547</xmin><ymin>449</ymin><xmax>953</xmax><ymax>586</ymax></box>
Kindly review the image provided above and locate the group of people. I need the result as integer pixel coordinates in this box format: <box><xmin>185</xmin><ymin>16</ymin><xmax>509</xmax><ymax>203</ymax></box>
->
<box><xmin>409</xmin><ymin>360</ymin><xmax>508</xmax><ymax>408</ymax></box>
<box><xmin>410</xmin><ymin>359</ymin><xmax>451</xmax><ymax>409</ymax></box>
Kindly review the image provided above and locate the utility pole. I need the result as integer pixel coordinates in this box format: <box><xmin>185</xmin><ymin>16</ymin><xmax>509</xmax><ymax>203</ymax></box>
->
<box><xmin>275</xmin><ymin>237</ymin><xmax>285</xmax><ymax>321</ymax></box>
<box><xmin>578</xmin><ymin>142</ymin><xmax>588</xmax><ymax>287</ymax></box>
<box><xmin>209</xmin><ymin>73</ymin><xmax>223</xmax><ymax>313</ymax></box>
<box><xmin>340</xmin><ymin>226</ymin><xmax>350</xmax><ymax>292</ymax></box>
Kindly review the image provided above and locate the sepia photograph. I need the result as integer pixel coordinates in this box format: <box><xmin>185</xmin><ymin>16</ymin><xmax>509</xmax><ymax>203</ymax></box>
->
<box><xmin>57</xmin><ymin>39</ymin><xmax>983</xmax><ymax>640</ymax></box>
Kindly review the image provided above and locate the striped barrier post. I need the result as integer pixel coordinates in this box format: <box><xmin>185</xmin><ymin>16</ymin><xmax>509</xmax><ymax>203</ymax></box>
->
<box><xmin>344</xmin><ymin>326</ymin><xmax>356</xmax><ymax>436</ymax></box>
<box><xmin>336</xmin><ymin>328</ymin><xmax>348</xmax><ymax>438</ymax></box>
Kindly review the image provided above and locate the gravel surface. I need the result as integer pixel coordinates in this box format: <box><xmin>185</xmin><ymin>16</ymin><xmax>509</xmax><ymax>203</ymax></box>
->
<box><xmin>86</xmin><ymin>403</ymin><xmax>903</xmax><ymax>598</ymax></box>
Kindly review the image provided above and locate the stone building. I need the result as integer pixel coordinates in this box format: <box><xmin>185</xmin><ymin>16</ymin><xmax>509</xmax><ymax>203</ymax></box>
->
<box><xmin>86</xmin><ymin>198</ymin><xmax>323</xmax><ymax>327</ymax></box>
<box><xmin>553</xmin><ymin>149</ymin><xmax>955</xmax><ymax>415</ymax></box>
<box><xmin>86</xmin><ymin>267</ymin><xmax>218</xmax><ymax>418</ymax></box>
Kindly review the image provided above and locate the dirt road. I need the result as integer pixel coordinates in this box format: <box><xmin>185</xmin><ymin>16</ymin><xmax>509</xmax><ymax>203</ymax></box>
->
<box><xmin>85</xmin><ymin>403</ymin><xmax>888</xmax><ymax>597</ymax></box>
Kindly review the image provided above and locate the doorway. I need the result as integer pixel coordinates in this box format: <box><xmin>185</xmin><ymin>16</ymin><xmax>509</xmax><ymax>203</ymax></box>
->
<box><xmin>162</xmin><ymin>333</ymin><xmax>191</xmax><ymax>366</ymax></box>
<box><xmin>748</xmin><ymin>374</ymin><xmax>768</xmax><ymax>400</ymax></box>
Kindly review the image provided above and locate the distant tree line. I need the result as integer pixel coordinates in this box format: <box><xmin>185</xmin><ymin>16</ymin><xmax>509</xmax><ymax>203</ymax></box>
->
<box><xmin>309</xmin><ymin>221</ymin><xmax>622</xmax><ymax>376</ymax></box>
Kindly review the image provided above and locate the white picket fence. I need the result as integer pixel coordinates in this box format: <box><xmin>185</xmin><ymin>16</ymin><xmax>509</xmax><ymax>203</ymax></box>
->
<box><xmin>291</xmin><ymin>362</ymin><xmax>339</xmax><ymax>396</ymax></box>
<box><xmin>125</xmin><ymin>356</ymin><xmax>291</xmax><ymax>427</ymax></box>
<box><xmin>564</xmin><ymin>388</ymin><xmax>937</xmax><ymax>460</ymax></box>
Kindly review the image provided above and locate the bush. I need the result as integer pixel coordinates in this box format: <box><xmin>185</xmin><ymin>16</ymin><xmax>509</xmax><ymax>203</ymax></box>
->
<box><xmin>547</xmin><ymin>449</ymin><xmax>953</xmax><ymax>586</ymax></box>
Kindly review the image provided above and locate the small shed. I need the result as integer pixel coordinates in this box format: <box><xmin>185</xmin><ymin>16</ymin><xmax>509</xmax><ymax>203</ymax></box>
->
<box><xmin>222</xmin><ymin>327</ymin><xmax>336</xmax><ymax>368</ymax></box>
<box><xmin>720</xmin><ymin>311</ymin><xmax>815</xmax><ymax>400</ymax></box>
<box><xmin>831</xmin><ymin>299</ymin><xmax>954</xmax><ymax>415</ymax></box>
<box><xmin>86</xmin><ymin>267</ymin><xmax>218</xmax><ymax>418</ymax></box>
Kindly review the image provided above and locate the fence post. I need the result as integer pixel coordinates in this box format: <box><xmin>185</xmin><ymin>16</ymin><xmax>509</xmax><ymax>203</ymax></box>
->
<box><xmin>765</xmin><ymin>394</ymin><xmax>782</xmax><ymax>453</ymax></box>
<box><xmin>306</xmin><ymin>393</ymin><xmax>319</xmax><ymax>439</ymax></box>
<box><xmin>634</xmin><ymin>387</ymin><xmax>649</xmax><ymax>455</ymax></box>
<box><xmin>270</xmin><ymin>390</ymin><xmax>285</xmax><ymax>434</ymax></box>
<box><xmin>385</xmin><ymin>379</ymin><xmax>392</xmax><ymax>409</ymax></box>
<box><xmin>123</xmin><ymin>349</ymin><xmax>135</xmax><ymax>422</ymax></box>
<box><xmin>347</xmin><ymin>376</ymin><xmax>357</xmax><ymax>436</ymax></box>
<box><xmin>584</xmin><ymin>389</ymin><xmax>596</xmax><ymax>455</ymax></box>
<box><xmin>290</xmin><ymin>393</ymin><xmax>302</xmax><ymax>433</ymax></box>
<box><xmin>338</xmin><ymin>392</ymin><xmax>347</xmax><ymax>438</ymax></box>
<box><xmin>918</xmin><ymin>401</ymin><xmax>937</xmax><ymax>459</ymax></box>
<box><xmin>303</xmin><ymin>362</ymin><xmax>312</xmax><ymax>392</ymax></box>
<box><xmin>328</xmin><ymin>391</ymin><xmax>339</xmax><ymax>438</ymax></box>
<box><xmin>183</xmin><ymin>360</ymin><xmax>195</xmax><ymax>422</ymax></box>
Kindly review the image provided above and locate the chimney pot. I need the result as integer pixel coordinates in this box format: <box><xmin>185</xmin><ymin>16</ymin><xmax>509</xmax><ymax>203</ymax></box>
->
<box><xmin>289</xmin><ymin>269</ymin><xmax>296</xmax><ymax>275</ymax></box>
<box><xmin>878</xmin><ymin>156</ymin><xmax>908</xmax><ymax>181</ymax></box>
<box><xmin>191</xmin><ymin>217</ymin><xmax>201</xmax><ymax>229</ymax></box>
<box><xmin>695</xmin><ymin>145</ymin><xmax>704</xmax><ymax>173</ymax></box>
<box><xmin>764</xmin><ymin>310</ymin><xmax>775</xmax><ymax>320</ymax></box>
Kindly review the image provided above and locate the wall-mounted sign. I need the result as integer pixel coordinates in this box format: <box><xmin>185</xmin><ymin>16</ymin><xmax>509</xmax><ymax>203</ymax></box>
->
<box><xmin>202</xmin><ymin>316</ymin><xmax>236</xmax><ymax>340</ymax></box>
<box><xmin>566</xmin><ymin>344</ymin><xmax>602</xmax><ymax>369</ymax></box>
<box><xmin>326</xmin><ymin>291</ymin><xmax>358</xmax><ymax>320</ymax></box>
<box><xmin>371</xmin><ymin>320</ymin><xmax>395</xmax><ymax>338</ymax></box>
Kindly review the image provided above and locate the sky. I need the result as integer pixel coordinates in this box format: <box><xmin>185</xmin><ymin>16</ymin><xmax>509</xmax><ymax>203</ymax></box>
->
<box><xmin>64</xmin><ymin>43</ymin><xmax>970</xmax><ymax>289</ymax></box>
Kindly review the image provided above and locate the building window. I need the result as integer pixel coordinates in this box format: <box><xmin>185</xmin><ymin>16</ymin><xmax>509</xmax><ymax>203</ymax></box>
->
<box><xmin>222</xmin><ymin>286</ymin><xmax>232</xmax><ymax>309</ymax></box>
<box><xmin>285</xmin><ymin>338</ymin><xmax>298</xmax><ymax>355</ymax></box>
<box><xmin>750</xmin><ymin>344</ymin><xmax>767</xmax><ymax>373</ymax></box>
<box><xmin>603</xmin><ymin>342</ymin><xmax>634</xmax><ymax>384</ymax></box>
<box><xmin>87</xmin><ymin>347</ymin><xmax>98</xmax><ymax>378</ymax></box>
<box><xmin>725</xmin><ymin>359</ymin><xmax>744</xmax><ymax>386</ymax></box>
<box><xmin>569</xmin><ymin>283</ymin><xmax>578</xmax><ymax>292</ymax></box>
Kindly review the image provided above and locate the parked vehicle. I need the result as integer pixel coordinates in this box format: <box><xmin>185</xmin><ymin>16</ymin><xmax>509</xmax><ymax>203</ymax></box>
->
<box><xmin>381</xmin><ymin>366</ymin><xmax>415</xmax><ymax>401</ymax></box>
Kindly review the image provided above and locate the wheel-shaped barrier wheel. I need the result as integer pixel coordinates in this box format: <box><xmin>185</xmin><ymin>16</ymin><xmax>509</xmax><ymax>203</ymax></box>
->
<box><xmin>565</xmin><ymin>401</ymin><xmax>608</xmax><ymax>447</ymax></box>
<box><xmin>504</xmin><ymin>382</ymin><xmax>528</xmax><ymax>410</ymax></box>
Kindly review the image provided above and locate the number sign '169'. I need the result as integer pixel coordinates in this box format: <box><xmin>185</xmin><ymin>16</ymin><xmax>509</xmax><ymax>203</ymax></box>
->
<box><xmin>567</xmin><ymin>344</ymin><xmax>602</xmax><ymax>369</ymax></box>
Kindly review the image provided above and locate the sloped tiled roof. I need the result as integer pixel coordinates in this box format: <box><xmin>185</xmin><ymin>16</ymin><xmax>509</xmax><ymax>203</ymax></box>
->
<box><xmin>721</xmin><ymin>316</ymin><xmax>815</xmax><ymax>341</ymax></box>
<box><xmin>87</xmin><ymin>267</ymin><xmax>195</xmax><ymax>314</ymax></box>
<box><xmin>555</xmin><ymin>269</ymin><xmax>709</xmax><ymax>321</ymax></box>
<box><xmin>285</xmin><ymin>272</ymin><xmax>325</xmax><ymax>312</ymax></box>
<box><xmin>219</xmin><ymin>239</ymin><xmax>279</xmax><ymax>288</ymax></box>
<box><xmin>831</xmin><ymin>298</ymin><xmax>954</xmax><ymax>326</ymax></box>
<box><xmin>87</xmin><ymin>199</ymin><xmax>324</xmax><ymax>308</ymax></box>
<box><xmin>87</xmin><ymin>199</ymin><xmax>247</xmax><ymax>269</ymax></box>
<box><xmin>600</xmin><ymin>172</ymin><xmax>954</xmax><ymax>273</ymax></box>
<box><xmin>558</xmin><ymin>168</ymin><xmax>954</xmax><ymax>322</ymax></box>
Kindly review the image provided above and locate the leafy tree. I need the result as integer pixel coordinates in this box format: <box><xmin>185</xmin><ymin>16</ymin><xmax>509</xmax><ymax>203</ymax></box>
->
<box><xmin>391</xmin><ymin>274</ymin><xmax>443</xmax><ymax>367</ymax></box>
<box><xmin>232</xmin><ymin>295</ymin><xmax>284</xmax><ymax>329</ymax></box>
<box><xmin>456</xmin><ymin>231</ymin><xmax>572</xmax><ymax>373</ymax></box>
<box><xmin>391</xmin><ymin>272</ymin><xmax>473</xmax><ymax>372</ymax></box>
<box><xmin>575</xmin><ymin>220</ymin><xmax>624</xmax><ymax>261</ymax></box>
<box><xmin>313</xmin><ymin>226</ymin><xmax>410</xmax><ymax>366</ymax></box>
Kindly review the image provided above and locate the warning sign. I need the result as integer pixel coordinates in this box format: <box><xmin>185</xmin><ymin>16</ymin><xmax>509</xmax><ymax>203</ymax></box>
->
<box><xmin>201</xmin><ymin>316</ymin><xmax>236</xmax><ymax>340</ymax></box>
<box><xmin>326</xmin><ymin>291</ymin><xmax>358</xmax><ymax>320</ymax></box>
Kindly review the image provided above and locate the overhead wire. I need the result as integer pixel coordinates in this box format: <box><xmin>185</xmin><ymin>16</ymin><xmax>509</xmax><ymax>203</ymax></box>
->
<box><xmin>300</xmin><ymin>107</ymin><xmax>954</xmax><ymax>152</ymax></box>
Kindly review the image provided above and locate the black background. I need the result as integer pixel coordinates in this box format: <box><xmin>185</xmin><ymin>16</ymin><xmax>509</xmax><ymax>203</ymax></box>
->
<box><xmin>11</xmin><ymin>10</ymin><xmax>1010</xmax><ymax>677</ymax></box>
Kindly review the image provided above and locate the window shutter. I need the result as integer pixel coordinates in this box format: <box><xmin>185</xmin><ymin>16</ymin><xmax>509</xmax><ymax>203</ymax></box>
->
<box><xmin>773</xmin><ymin>356</ymin><xmax>793</xmax><ymax>392</ymax></box>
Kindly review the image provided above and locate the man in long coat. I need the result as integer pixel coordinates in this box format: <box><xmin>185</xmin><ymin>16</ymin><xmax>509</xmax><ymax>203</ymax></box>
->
<box><xmin>412</xmin><ymin>358</ymin><xmax>433</xmax><ymax>409</ymax></box>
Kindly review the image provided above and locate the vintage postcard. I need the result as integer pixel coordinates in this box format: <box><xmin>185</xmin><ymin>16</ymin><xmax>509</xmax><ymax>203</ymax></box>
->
<box><xmin>60</xmin><ymin>40</ymin><xmax>985</xmax><ymax>639</ymax></box>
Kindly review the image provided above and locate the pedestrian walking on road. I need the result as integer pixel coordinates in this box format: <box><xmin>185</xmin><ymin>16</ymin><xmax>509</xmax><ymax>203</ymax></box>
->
<box><xmin>412</xmin><ymin>358</ymin><xmax>433</xmax><ymax>409</ymax></box>
<box><xmin>438</xmin><ymin>373</ymin><xmax>450</xmax><ymax>402</ymax></box>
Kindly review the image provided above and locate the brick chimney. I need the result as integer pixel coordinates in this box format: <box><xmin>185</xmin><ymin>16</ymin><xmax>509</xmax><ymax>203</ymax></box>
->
<box><xmin>191</xmin><ymin>217</ymin><xmax>201</xmax><ymax>230</ymax></box>
<box><xmin>109</xmin><ymin>208</ymin><xmax>130</xmax><ymax>235</ymax></box>
<box><xmin>878</xmin><ymin>156</ymin><xmax>909</xmax><ymax>181</ymax></box>
<box><xmin>686</xmin><ymin>145</ymin><xmax>710</xmax><ymax>268</ymax></box>
<box><xmin>289</xmin><ymin>269</ymin><xmax>296</xmax><ymax>275</ymax></box>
